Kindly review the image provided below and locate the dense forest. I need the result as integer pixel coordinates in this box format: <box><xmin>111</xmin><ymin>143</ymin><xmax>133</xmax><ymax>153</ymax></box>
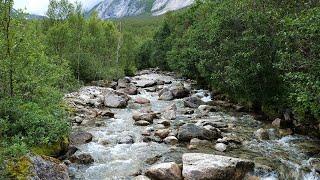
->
<box><xmin>139</xmin><ymin>0</ymin><xmax>320</xmax><ymax>126</ymax></box>
<box><xmin>0</xmin><ymin>0</ymin><xmax>319</xmax><ymax>179</ymax></box>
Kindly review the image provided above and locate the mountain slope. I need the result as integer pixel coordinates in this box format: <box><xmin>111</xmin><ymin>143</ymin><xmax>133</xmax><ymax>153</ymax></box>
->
<box><xmin>89</xmin><ymin>0</ymin><xmax>194</xmax><ymax>19</ymax></box>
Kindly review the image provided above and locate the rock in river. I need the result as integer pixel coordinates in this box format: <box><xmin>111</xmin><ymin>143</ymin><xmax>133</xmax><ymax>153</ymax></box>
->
<box><xmin>69</xmin><ymin>131</ymin><xmax>93</xmax><ymax>145</ymax></box>
<box><xmin>177</xmin><ymin>123</ymin><xmax>222</xmax><ymax>141</ymax></box>
<box><xmin>182</xmin><ymin>153</ymin><xmax>254</xmax><ymax>180</ymax></box>
<box><xmin>104</xmin><ymin>89</ymin><xmax>130</xmax><ymax>108</ymax></box>
<box><xmin>145</xmin><ymin>162</ymin><xmax>182</xmax><ymax>180</ymax></box>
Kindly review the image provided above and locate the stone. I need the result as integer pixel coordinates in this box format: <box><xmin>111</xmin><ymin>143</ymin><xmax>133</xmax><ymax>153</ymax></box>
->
<box><xmin>198</xmin><ymin>105</ymin><xmax>218</xmax><ymax>112</ymax></box>
<box><xmin>118</xmin><ymin>135</ymin><xmax>135</xmax><ymax>144</ymax></box>
<box><xmin>163</xmin><ymin>104</ymin><xmax>177</xmax><ymax>120</ymax></box>
<box><xmin>279</xmin><ymin>128</ymin><xmax>293</xmax><ymax>136</ymax></box>
<box><xmin>184</xmin><ymin>96</ymin><xmax>204</xmax><ymax>108</ymax></box>
<box><xmin>159</xmin><ymin>90</ymin><xmax>174</xmax><ymax>101</ymax></box>
<box><xmin>254</xmin><ymin>128</ymin><xmax>270</xmax><ymax>140</ymax></box>
<box><xmin>170</xmin><ymin>83</ymin><xmax>190</xmax><ymax>99</ymax></box>
<box><xmin>135</xmin><ymin>120</ymin><xmax>151</xmax><ymax>126</ymax></box>
<box><xmin>69</xmin><ymin>153</ymin><xmax>94</xmax><ymax>164</ymax></box>
<box><xmin>133</xmin><ymin>112</ymin><xmax>157</xmax><ymax>123</ymax></box>
<box><xmin>135</xmin><ymin>80</ymin><xmax>156</xmax><ymax>88</ymax></box>
<box><xmin>215</xmin><ymin>143</ymin><xmax>227</xmax><ymax>152</ymax></box>
<box><xmin>29</xmin><ymin>155</ymin><xmax>70</xmax><ymax>180</ymax></box>
<box><xmin>157</xmin><ymin>119</ymin><xmax>171</xmax><ymax>126</ymax></box>
<box><xmin>272</xmin><ymin>118</ymin><xmax>292</xmax><ymax>129</ymax></box>
<box><xmin>182</xmin><ymin>153</ymin><xmax>254</xmax><ymax>180</ymax></box>
<box><xmin>117</xmin><ymin>85</ymin><xmax>138</xmax><ymax>95</ymax></box>
<box><xmin>69</xmin><ymin>131</ymin><xmax>93</xmax><ymax>145</ymax></box>
<box><xmin>155</xmin><ymin>129</ymin><xmax>170</xmax><ymax>139</ymax></box>
<box><xmin>99</xmin><ymin>109</ymin><xmax>115</xmax><ymax>118</ymax></box>
<box><xmin>135</xmin><ymin>97</ymin><xmax>151</xmax><ymax>104</ymax></box>
<box><xmin>189</xmin><ymin>138</ymin><xmax>212</xmax><ymax>149</ymax></box>
<box><xmin>164</xmin><ymin>136</ymin><xmax>178</xmax><ymax>145</ymax></box>
<box><xmin>104</xmin><ymin>89</ymin><xmax>130</xmax><ymax>108</ymax></box>
<box><xmin>178</xmin><ymin>123</ymin><xmax>222</xmax><ymax>141</ymax></box>
<box><xmin>134</xmin><ymin>175</ymin><xmax>151</xmax><ymax>180</ymax></box>
<box><xmin>145</xmin><ymin>162</ymin><xmax>182</xmax><ymax>180</ymax></box>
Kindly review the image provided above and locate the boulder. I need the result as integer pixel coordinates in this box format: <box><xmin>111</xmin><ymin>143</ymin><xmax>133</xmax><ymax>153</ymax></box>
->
<box><xmin>184</xmin><ymin>96</ymin><xmax>204</xmax><ymax>108</ymax></box>
<box><xmin>272</xmin><ymin>118</ymin><xmax>292</xmax><ymax>129</ymax></box>
<box><xmin>155</xmin><ymin>129</ymin><xmax>170</xmax><ymax>139</ymax></box>
<box><xmin>104</xmin><ymin>89</ymin><xmax>130</xmax><ymax>108</ymax></box>
<box><xmin>163</xmin><ymin>104</ymin><xmax>177</xmax><ymax>120</ymax></box>
<box><xmin>164</xmin><ymin>136</ymin><xmax>178</xmax><ymax>145</ymax></box>
<box><xmin>118</xmin><ymin>135</ymin><xmax>135</xmax><ymax>144</ymax></box>
<box><xmin>254</xmin><ymin>128</ymin><xmax>270</xmax><ymax>140</ymax></box>
<box><xmin>178</xmin><ymin>124</ymin><xmax>222</xmax><ymax>141</ymax></box>
<box><xmin>69</xmin><ymin>131</ymin><xmax>93</xmax><ymax>145</ymax></box>
<box><xmin>188</xmin><ymin>138</ymin><xmax>212</xmax><ymax>149</ymax></box>
<box><xmin>117</xmin><ymin>85</ymin><xmax>138</xmax><ymax>95</ymax></box>
<box><xmin>182</xmin><ymin>153</ymin><xmax>254</xmax><ymax>180</ymax></box>
<box><xmin>133</xmin><ymin>112</ymin><xmax>157</xmax><ymax>123</ymax></box>
<box><xmin>135</xmin><ymin>120</ymin><xmax>151</xmax><ymax>126</ymax></box>
<box><xmin>214</xmin><ymin>143</ymin><xmax>228</xmax><ymax>152</ymax></box>
<box><xmin>159</xmin><ymin>91</ymin><xmax>174</xmax><ymax>101</ymax></box>
<box><xmin>135</xmin><ymin>97</ymin><xmax>151</xmax><ymax>104</ymax></box>
<box><xmin>145</xmin><ymin>162</ymin><xmax>182</xmax><ymax>180</ymax></box>
<box><xmin>170</xmin><ymin>83</ymin><xmax>189</xmax><ymax>99</ymax></box>
<box><xmin>30</xmin><ymin>155</ymin><xmax>70</xmax><ymax>180</ymax></box>
<box><xmin>135</xmin><ymin>80</ymin><xmax>156</xmax><ymax>88</ymax></box>
<box><xmin>69</xmin><ymin>153</ymin><xmax>94</xmax><ymax>164</ymax></box>
<box><xmin>157</xmin><ymin>119</ymin><xmax>171</xmax><ymax>126</ymax></box>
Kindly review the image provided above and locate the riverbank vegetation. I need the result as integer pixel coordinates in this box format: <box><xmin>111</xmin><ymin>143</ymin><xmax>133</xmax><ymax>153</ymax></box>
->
<box><xmin>138</xmin><ymin>0</ymin><xmax>320</xmax><ymax>128</ymax></box>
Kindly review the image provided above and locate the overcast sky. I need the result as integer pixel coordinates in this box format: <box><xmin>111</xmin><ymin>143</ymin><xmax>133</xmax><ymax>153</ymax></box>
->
<box><xmin>13</xmin><ymin>0</ymin><xmax>102</xmax><ymax>15</ymax></box>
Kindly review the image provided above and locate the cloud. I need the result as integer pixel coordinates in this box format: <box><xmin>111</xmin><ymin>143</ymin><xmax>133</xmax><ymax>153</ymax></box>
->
<box><xmin>14</xmin><ymin>0</ymin><xmax>102</xmax><ymax>15</ymax></box>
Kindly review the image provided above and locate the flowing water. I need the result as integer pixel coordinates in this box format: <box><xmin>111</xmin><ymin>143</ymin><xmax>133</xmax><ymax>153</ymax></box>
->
<box><xmin>68</xmin><ymin>71</ymin><xmax>320</xmax><ymax>180</ymax></box>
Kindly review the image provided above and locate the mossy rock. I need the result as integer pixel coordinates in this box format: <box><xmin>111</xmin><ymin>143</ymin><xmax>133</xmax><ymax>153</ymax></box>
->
<box><xmin>6</xmin><ymin>156</ymin><xmax>32</xmax><ymax>180</ymax></box>
<box><xmin>31</xmin><ymin>137</ymin><xmax>69</xmax><ymax>157</ymax></box>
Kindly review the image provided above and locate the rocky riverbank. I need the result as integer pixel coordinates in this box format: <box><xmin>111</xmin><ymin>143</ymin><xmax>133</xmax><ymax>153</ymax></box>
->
<box><xmin>34</xmin><ymin>69</ymin><xmax>320</xmax><ymax>179</ymax></box>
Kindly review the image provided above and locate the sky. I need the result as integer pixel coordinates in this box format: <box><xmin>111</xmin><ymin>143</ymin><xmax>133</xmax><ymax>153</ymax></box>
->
<box><xmin>13</xmin><ymin>0</ymin><xmax>102</xmax><ymax>15</ymax></box>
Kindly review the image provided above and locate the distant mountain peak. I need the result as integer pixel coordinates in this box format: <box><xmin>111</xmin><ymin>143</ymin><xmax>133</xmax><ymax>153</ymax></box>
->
<box><xmin>88</xmin><ymin>0</ymin><xmax>195</xmax><ymax>19</ymax></box>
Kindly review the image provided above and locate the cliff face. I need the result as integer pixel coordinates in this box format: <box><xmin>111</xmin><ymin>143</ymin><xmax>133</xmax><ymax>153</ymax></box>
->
<box><xmin>89</xmin><ymin>0</ymin><xmax>195</xmax><ymax>19</ymax></box>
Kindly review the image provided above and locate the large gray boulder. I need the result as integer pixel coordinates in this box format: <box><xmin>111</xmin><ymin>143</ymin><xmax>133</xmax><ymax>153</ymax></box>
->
<box><xmin>182</xmin><ymin>153</ymin><xmax>254</xmax><ymax>180</ymax></box>
<box><xmin>145</xmin><ymin>162</ymin><xmax>182</xmax><ymax>180</ymax></box>
<box><xmin>69</xmin><ymin>131</ymin><xmax>93</xmax><ymax>145</ymax></box>
<box><xmin>104</xmin><ymin>89</ymin><xmax>130</xmax><ymax>108</ymax></box>
<box><xmin>170</xmin><ymin>83</ymin><xmax>189</xmax><ymax>99</ymax></box>
<box><xmin>177</xmin><ymin>123</ymin><xmax>222</xmax><ymax>141</ymax></box>
<box><xmin>29</xmin><ymin>155</ymin><xmax>70</xmax><ymax>180</ymax></box>
<box><xmin>184</xmin><ymin>96</ymin><xmax>204</xmax><ymax>108</ymax></box>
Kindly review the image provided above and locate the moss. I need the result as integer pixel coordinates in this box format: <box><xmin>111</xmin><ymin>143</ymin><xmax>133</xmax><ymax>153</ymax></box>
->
<box><xmin>31</xmin><ymin>137</ymin><xmax>69</xmax><ymax>157</ymax></box>
<box><xmin>6</xmin><ymin>156</ymin><xmax>32</xmax><ymax>180</ymax></box>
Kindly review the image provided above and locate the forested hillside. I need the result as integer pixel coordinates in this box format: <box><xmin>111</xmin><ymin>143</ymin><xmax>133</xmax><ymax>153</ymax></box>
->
<box><xmin>139</xmin><ymin>0</ymin><xmax>320</xmax><ymax>128</ymax></box>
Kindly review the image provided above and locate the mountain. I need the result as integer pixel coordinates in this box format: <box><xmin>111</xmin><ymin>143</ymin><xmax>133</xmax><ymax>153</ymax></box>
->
<box><xmin>88</xmin><ymin>0</ymin><xmax>195</xmax><ymax>19</ymax></box>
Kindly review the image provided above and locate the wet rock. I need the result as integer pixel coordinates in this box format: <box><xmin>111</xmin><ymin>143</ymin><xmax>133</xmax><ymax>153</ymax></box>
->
<box><xmin>145</xmin><ymin>155</ymin><xmax>162</xmax><ymax>165</ymax></box>
<box><xmin>189</xmin><ymin>138</ymin><xmax>212</xmax><ymax>149</ymax></box>
<box><xmin>117</xmin><ymin>84</ymin><xmax>138</xmax><ymax>95</ymax></box>
<box><xmin>69</xmin><ymin>131</ymin><xmax>93</xmax><ymax>145</ymax></box>
<box><xmin>184</xmin><ymin>96</ymin><xmax>204</xmax><ymax>108</ymax></box>
<box><xmin>99</xmin><ymin>109</ymin><xmax>115</xmax><ymax>118</ymax></box>
<box><xmin>134</xmin><ymin>175</ymin><xmax>151</xmax><ymax>180</ymax></box>
<box><xmin>170</xmin><ymin>83</ymin><xmax>190</xmax><ymax>99</ymax></box>
<box><xmin>279</xmin><ymin>128</ymin><xmax>293</xmax><ymax>136</ymax></box>
<box><xmin>309</xmin><ymin>158</ymin><xmax>320</xmax><ymax>173</ymax></box>
<box><xmin>145</xmin><ymin>162</ymin><xmax>182</xmax><ymax>180</ymax></box>
<box><xmin>145</xmin><ymin>87</ymin><xmax>156</xmax><ymax>92</ymax></box>
<box><xmin>154</xmin><ymin>124</ymin><xmax>166</xmax><ymax>130</ymax></box>
<box><xmin>254</xmin><ymin>128</ymin><xmax>270</xmax><ymax>140</ymax></box>
<box><xmin>135</xmin><ymin>97</ymin><xmax>151</xmax><ymax>104</ymax></box>
<box><xmin>272</xmin><ymin>118</ymin><xmax>292</xmax><ymax>129</ymax></box>
<box><xmin>133</xmin><ymin>111</ymin><xmax>157</xmax><ymax>123</ymax></box>
<box><xmin>135</xmin><ymin>80</ymin><xmax>156</xmax><ymax>88</ymax></box>
<box><xmin>159</xmin><ymin>90</ymin><xmax>174</xmax><ymax>101</ymax></box>
<box><xmin>182</xmin><ymin>109</ymin><xmax>195</xmax><ymax>115</ymax></box>
<box><xmin>143</xmin><ymin>136</ymin><xmax>163</xmax><ymax>143</ymax></box>
<box><xmin>156</xmin><ymin>79</ymin><xmax>165</xmax><ymax>85</ymax></box>
<box><xmin>29</xmin><ymin>155</ymin><xmax>70</xmax><ymax>180</ymax></box>
<box><xmin>155</xmin><ymin>129</ymin><xmax>170</xmax><ymax>139</ymax></box>
<box><xmin>177</xmin><ymin>123</ymin><xmax>222</xmax><ymax>141</ymax></box>
<box><xmin>157</xmin><ymin>119</ymin><xmax>171</xmax><ymax>126</ymax></box>
<box><xmin>216</xmin><ymin>136</ymin><xmax>242</xmax><ymax>145</ymax></box>
<box><xmin>163</xmin><ymin>104</ymin><xmax>177</xmax><ymax>120</ymax></box>
<box><xmin>195</xmin><ymin>119</ymin><xmax>228</xmax><ymax>129</ymax></box>
<box><xmin>118</xmin><ymin>135</ymin><xmax>135</xmax><ymax>144</ymax></box>
<box><xmin>164</xmin><ymin>136</ymin><xmax>178</xmax><ymax>145</ymax></box>
<box><xmin>198</xmin><ymin>105</ymin><xmax>219</xmax><ymax>112</ymax></box>
<box><xmin>104</xmin><ymin>89</ymin><xmax>130</xmax><ymax>108</ymax></box>
<box><xmin>214</xmin><ymin>143</ymin><xmax>228</xmax><ymax>152</ymax></box>
<box><xmin>182</xmin><ymin>153</ymin><xmax>254</xmax><ymax>180</ymax></box>
<box><xmin>69</xmin><ymin>153</ymin><xmax>94</xmax><ymax>164</ymax></box>
<box><xmin>135</xmin><ymin>120</ymin><xmax>151</xmax><ymax>126</ymax></box>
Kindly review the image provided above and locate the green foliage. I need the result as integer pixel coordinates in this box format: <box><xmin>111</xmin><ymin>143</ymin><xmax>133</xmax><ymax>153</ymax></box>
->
<box><xmin>139</xmin><ymin>0</ymin><xmax>320</xmax><ymax>124</ymax></box>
